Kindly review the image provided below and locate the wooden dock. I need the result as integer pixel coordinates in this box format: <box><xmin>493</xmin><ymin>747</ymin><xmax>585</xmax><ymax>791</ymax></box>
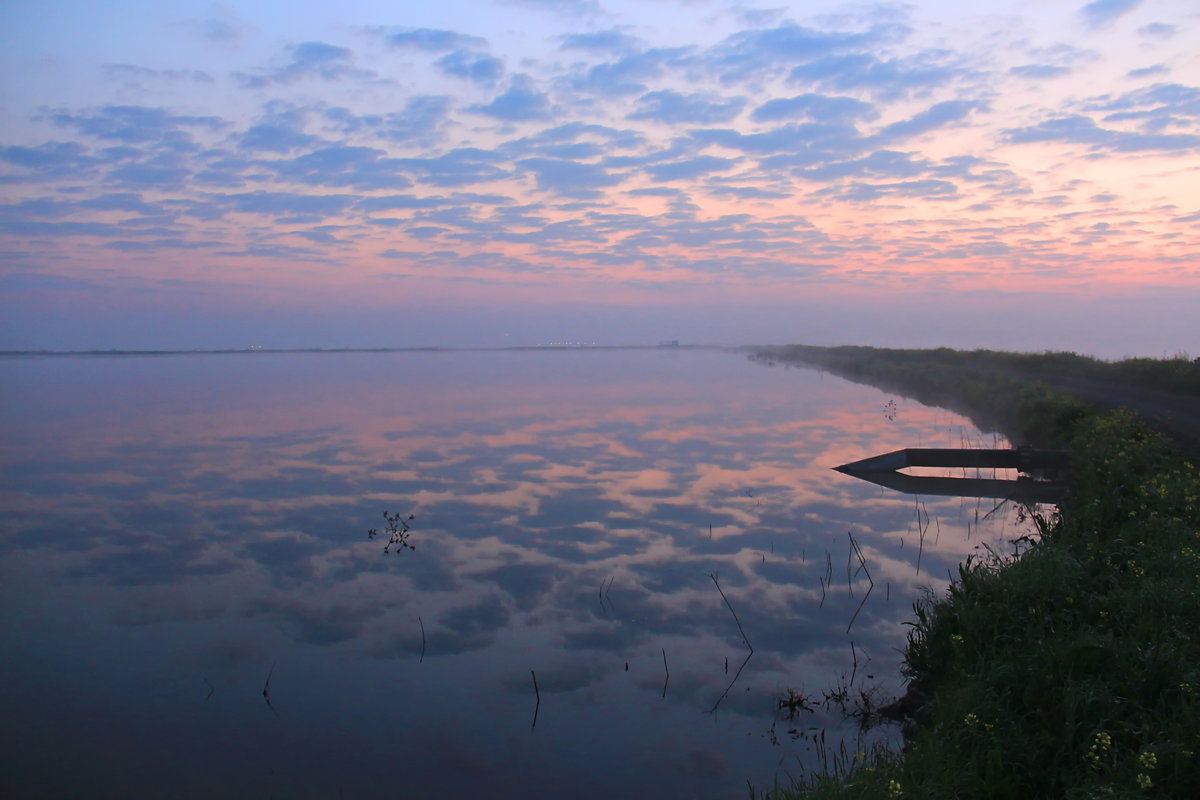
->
<box><xmin>835</xmin><ymin>447</ymin><xmax>1070</xmax><ymax>504</ymax></box>
<box><xmin>835</xmin><ymin>446</ymin><xmax>1071</xmax><ymax>474</ymax></box>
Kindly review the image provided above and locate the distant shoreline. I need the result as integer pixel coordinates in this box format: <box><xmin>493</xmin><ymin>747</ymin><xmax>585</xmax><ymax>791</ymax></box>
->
<box><xmin>0</xmin><ymin>344</ymin><xmax>730</xmax><ymax>358</ymax></box>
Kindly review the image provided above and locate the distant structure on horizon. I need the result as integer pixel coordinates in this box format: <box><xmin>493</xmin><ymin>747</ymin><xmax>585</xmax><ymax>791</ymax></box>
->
<box><xmin>659</xmin><ymin>340</ymin><xmax>680</xmax><ymax>348</ymax></box>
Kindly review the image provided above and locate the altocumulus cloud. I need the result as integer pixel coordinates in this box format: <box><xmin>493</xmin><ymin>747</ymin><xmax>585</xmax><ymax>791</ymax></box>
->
<box><xmin>0</xmin><ymin>2</ymin><xmax>1198</xmax><ymax>316</ymax></box>
<box><xmin>1079</xmin><ymin>0</ymin><xmax>1143</xmax><ymax>30</ymax></box>
<box><xmin>628</xmin><ymin>90</ymin><xmax>746</xmax><ymax>124</ymax></box>
<box><xmin>469</xmin><ymin>74</ymin><xmax>553</xmax><ymax>121</ymax></box>
<box><xmin>236</xmin><ymin>41</ymin><xmax>376</xmax><ymax>87</ymax></box>
<box><xmin>1005</xmin><ymin>114</ymin><xmax>1200</xmax><ymax>152</ymax></box>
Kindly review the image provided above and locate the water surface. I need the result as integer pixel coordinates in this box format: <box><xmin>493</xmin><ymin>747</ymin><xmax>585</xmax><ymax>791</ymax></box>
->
<box><xmin>0</xmin><ymin>349</ymin><xmax>1031</xmax><ymax>798</ymax></box>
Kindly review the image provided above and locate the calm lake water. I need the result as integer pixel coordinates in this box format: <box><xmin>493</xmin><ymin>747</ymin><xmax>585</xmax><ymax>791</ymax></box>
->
<box><xmin>0</xmin><ymin>349</ymin><xmax>1031</xmax><ymax>799</ymax></box>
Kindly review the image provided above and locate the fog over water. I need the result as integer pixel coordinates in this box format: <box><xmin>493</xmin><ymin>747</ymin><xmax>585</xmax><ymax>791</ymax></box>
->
<box><xmin>0</xmin><ymin>348</ymin><xmax>1037</xmax><ymax>798</ymax></box>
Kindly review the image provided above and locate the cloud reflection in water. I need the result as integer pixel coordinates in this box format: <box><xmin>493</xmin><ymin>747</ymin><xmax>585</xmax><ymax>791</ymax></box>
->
<box><xmin>0</xmin><ymin>349</ymin><xmax>1037</xmax><ymax>798</ymax></box>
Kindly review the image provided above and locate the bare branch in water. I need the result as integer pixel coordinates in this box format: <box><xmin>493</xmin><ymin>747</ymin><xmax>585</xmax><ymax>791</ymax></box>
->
<box><xmin>707</xmin><ymin>572</ymin><xmax>754</xmax><ymax>713</ymax></box>
<box><xmin>845</xmin><ymin>532</ymin><xmax>876</xmax><ymax>634</ymax></box>
<box><xmin>530</xmin><ymin>669</ymin><xmax>541</xmax><ymax>732</ymax></box>
<box><xmin>709</xmin><ymin>572</ymin><xmax>752</xmax><ymax>652</ymax></box>
<box><xmin>262</xmin><ymin>662</ymin><xmax>278</xmax><ymax>716</ymax></box>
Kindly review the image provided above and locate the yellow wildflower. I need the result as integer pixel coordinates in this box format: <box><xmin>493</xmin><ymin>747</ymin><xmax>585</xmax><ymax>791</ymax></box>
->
<box><xmin>1086</xmin><ymin>731</ymin><xmax>1112</xmax><ymax>769</ymax></box>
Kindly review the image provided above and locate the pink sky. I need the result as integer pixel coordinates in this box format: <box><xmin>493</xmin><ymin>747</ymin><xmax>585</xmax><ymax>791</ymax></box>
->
<box><xmin>1</xmin><ymin>0</ymin><xmax>1198</xmax><ymax>355</ymax></box>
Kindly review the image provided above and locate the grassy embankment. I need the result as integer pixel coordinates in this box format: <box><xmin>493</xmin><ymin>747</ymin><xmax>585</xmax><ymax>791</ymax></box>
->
<box><xmin>755</xmin><ymin>346</ymin><xmax>1200</xmax><ymax>799</ymax></box>
<box><xmin>756</xmin><ymin>346</ymin><xmax>1200</xmax><ymax>396</ymax></box>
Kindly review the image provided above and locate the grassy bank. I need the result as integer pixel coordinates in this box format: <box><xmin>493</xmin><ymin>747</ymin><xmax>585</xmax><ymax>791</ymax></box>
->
<box><xmin>751</xmin><ymin>345</ymin><xmax>1200</xmax><ymax>451</ymax></box>
<box><xmin>755</xmin><ymin>347</ymin><xmax>1200</xmax><ymax>799</ymax></box>
<box><xmin>754</xmin><ymin>345</ymin><xmax>1200</xmax><ymax>396</ymax></box>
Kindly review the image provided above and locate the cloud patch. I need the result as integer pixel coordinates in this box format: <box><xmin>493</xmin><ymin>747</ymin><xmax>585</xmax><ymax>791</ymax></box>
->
<box><xmin>379</xmin><ymin>27</ymin><xmax>488</xmax><ymax>52</ymax></box>
<box><xmin>645</xmin><ymin>156</ymin><xmax>738</xmax><ymax>182</ymax></box>
<box><xmin>517</xmin><ymin>157</ymin><xmax>620</xmax><ymax>198</ymax></box>
<box><xmin>1137</xmin><ymin>23</ymin><xmax>1176</xmax><ymax>39</ymax></box>
<box><xmin>569</xmin><ymin>50</ymin><xmax>679</xmax><ymax>97</ymax></box>
<box><xmin>709</xmin><ymin>22</ymin><xmax>877</xmax><ymax>83</ymax></box>
<box><xmin>878</xmin><ymin>100</ymin><xmax>981</xmax><ymax>141</ymax></box>
<box><xmin>219</xmin><ymin>191</ymin><xmax>357</xmax><ymax>217</ymax></box>
<box><xmin>1079</xmin><ymin>0</ymin><xmax>1143</xmax><ymax>29</ymax></box>
<box><xmin>788</xmin><ymin>51</ymin><xmax>960</xmax><ymax>98</ymax></box>
<box><xmin>751</xmin><ymin>93</ymin><xmax>875</xmax><ymax>123</ymax></box>
<box><xmin>1005</xmin><ymin>114</ymin><xmax>1200</xmax><ymax>152</ymax></box>
<box><xmin>394</xmin><ymin>148</ymin><xmax>510</xmax><ymax>187</ymax></box>
<box><xmin>1</xmin><ymin>141</ymin><xmax>98</xmax><ymax>180</ymax></box>
<box><xmin>469</xmin><ymin>75</ymin><xmax>553</xmax><ymax>121</ymax></box>
<box><xmin>174</xmin><ymin>6</ymin><xmax>253</xmax><ymax>47</ymax></box>
<box><xmin>1009</xmin><ymin>64</ymin><xmax>1071</xmax><ymax>79</ymax></box>
<box><xmin>239</xmin><ymin>42</ymin><xmax>377</xmax><ymax>86</ymax></box>
<box><xmin>47</xmin><ymin>105</ymin><xmax>226</xmax><ymax>146</ymax></box>
<box><xmin>628</xmin><ymin>90</ymin><xmax>746</xmax><ymax>124</ymax></box>
<box><xmin>239</xmin><ymin>106</ymin><xmax>316</xmax><ymax>153</ymax></box>
<box><xmin>1126</xmin><ymin>65</ymin><xmax>1168</xmax><ymax>79</ymax></box>
<box><xmin>102</xmin><ymin>64</ymin><xmax>214</xmax><ymax>86</ymax></box>
<box><xmin>269</xmin><ymin>146</ymin><xmax>415</xmax><ymax>190</ymax></box>
<box><xmin>821</xmin><ymin>178</ymin><xmax>959</xmax><ymax>202</ymax></box>
<box><xmin>436</xmin><ymin>51</ymin><xmax>504</xmax><ymax>85</ymax></box>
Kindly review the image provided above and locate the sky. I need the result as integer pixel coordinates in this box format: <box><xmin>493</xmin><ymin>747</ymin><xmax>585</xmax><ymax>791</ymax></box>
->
<box><xmin>1</xmin><ymin>0</ymin><xmax>1198</xmax><ymax>355</ymax></box>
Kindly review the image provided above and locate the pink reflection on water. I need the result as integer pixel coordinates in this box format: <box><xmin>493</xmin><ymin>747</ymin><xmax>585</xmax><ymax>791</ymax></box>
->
<box><xmin>0</xmin><ymin>350</ymin><xmax>1043</xmax><ymax>798</ymax></box>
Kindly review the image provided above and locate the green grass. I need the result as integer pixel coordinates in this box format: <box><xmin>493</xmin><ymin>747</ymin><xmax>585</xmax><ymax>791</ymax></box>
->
<box><xmin>753</xmin><ymin>349</ymin><xmax>1200</xmax><ymax>800</ymax></box>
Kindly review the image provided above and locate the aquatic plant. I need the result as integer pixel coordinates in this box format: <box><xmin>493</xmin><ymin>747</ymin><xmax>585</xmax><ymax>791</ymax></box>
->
<box><xmin>367</xmin><ymin>510</ymin><xmax>416</xmax><ymax>553</ymax></box>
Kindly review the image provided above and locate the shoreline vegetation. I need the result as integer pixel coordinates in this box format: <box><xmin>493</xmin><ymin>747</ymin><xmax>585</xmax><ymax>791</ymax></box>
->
<box><xmin>751</xmin><ymin>345</ymin><xmax>1200</xmax><ymax>799</ymax></box>
<box><xmin>750</xmin><ymin>345</ymin><xmax>1200</xmax><ymax>452</ymax></box>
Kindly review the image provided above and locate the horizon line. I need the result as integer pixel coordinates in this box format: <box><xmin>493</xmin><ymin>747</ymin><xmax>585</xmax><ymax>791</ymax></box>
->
<box><xmin>0</xmin><ymin>343</ymin><xmax>743</xmax><ymax>357</ymax></box>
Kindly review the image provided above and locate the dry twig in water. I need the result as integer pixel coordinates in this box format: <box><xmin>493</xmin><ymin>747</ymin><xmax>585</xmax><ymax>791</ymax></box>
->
<box><xmin>707</xmin><ymin>572</ymin><xmax>754</xmax><ymax>713</ymax></box>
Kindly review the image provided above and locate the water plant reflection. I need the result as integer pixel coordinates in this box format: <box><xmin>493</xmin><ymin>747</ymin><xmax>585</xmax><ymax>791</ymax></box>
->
<box><xmin>367</xmin><ymin>510</ymin><xmax>416</xmax><ymax>553</ymax></box>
